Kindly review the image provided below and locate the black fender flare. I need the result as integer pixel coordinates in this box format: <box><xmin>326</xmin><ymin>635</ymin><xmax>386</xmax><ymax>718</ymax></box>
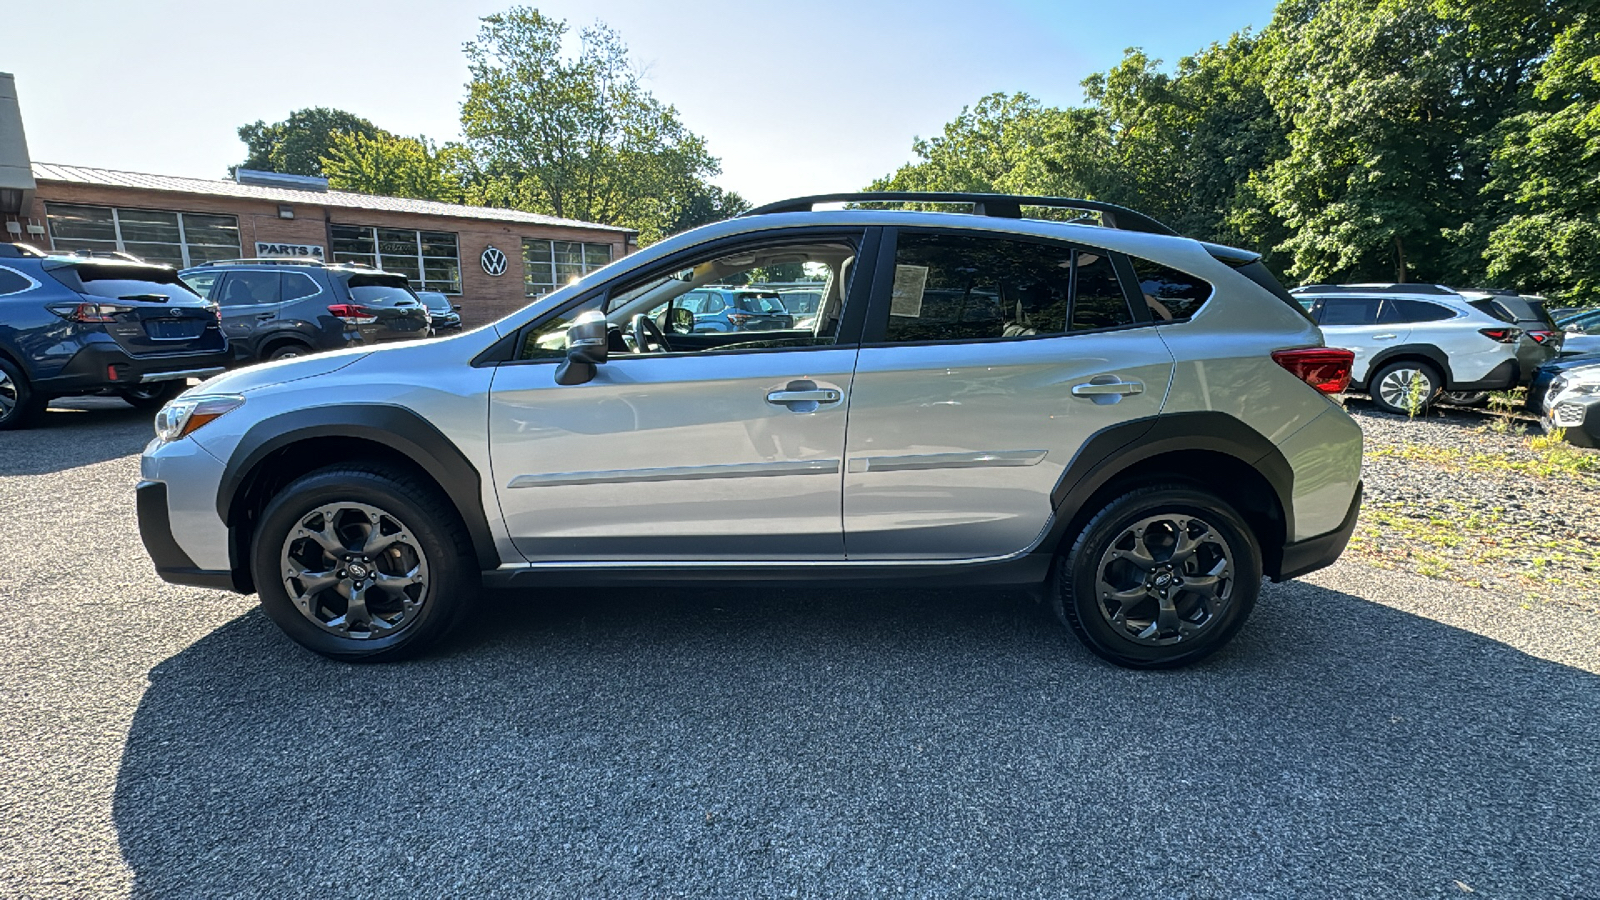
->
<box><xmin>1038</xmin><ymin>411</ymin><xmax>1295</xmax><ymax>573</ymax></box>
<box><xmin>1362</xmin><ymin>344</ymin><xmax>1454</xmax><ymax>389</ymax></box>
<box><xmin>216</xmin><ymin>404</ymin><xmax>500</xmax><ymax>571</ymax></box>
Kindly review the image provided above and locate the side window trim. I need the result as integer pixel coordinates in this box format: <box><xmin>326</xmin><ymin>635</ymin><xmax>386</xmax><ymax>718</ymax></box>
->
<box><xmin>861</xmin><ymin>226</ymin><xmax>1145</xmax><ymax>346</ymax></box>
<box><xmin>499</xmin><ymin>226</ymin><xmax>882</xmax><ymax>366</ymax></box>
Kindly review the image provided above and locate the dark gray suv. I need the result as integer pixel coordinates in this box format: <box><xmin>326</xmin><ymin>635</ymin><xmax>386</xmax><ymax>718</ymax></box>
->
<box><xmin>178</xmin><ymin>259</ymin><xmax>431</xmax><ymax>363</ymax></box>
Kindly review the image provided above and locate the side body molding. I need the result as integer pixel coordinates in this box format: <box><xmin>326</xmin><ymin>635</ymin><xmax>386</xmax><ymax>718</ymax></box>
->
<box><xmin>216</xmin><ymin>404</ymin><xmax>501</xmax><ymax>571</ymax></box>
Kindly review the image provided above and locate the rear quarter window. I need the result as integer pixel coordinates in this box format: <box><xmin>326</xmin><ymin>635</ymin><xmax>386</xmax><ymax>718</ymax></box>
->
<box><xmin>1383</xmin><ymin>299</ymin><xmax>1456</xmax><ymax>323</ymax></box>
<box><xmin>1131</xmin><ymin>258</ymin><xmax>1212</xmax><ymax>321</ymax></box>
<box><xmin>0</xmin><ymin>266</ymin><xmax>34</xmax><ymax>296</ymax></box>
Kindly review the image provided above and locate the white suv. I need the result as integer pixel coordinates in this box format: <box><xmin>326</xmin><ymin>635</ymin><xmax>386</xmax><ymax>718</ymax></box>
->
<box><xmin>1290</xmin><ymin>284</ymin><xmax>1553</xmax><ymax>414</ymax></box>
<box><xmin>136</xmin><ymin>192</ymin><xmax>1364</xmax><ymax>669</ymax></box>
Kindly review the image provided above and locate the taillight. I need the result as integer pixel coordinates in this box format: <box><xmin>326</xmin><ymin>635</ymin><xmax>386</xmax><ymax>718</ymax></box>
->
<box><xmin>1479</xmin><ymin>327</ymin><xmax>1522</xmax><ymax>343</ymax></box>
<box><xmin>47</xmin><ymin>302</ymin><xmax>132</xmax><ymax>323</ymax></box>
<box><xmin>1272</xmin><ymin>347</ymin><xmax>1355</xmax><ymax>394</ymax></box>
<box><xmin>327</xmin><ymin>304</ymin><xmax>378</xmax><ymax>325</ymax></box>
<box><xmin>1528</xmin><ymin>330</ymin><xmax>1558</xmax><ymax>345</ymax></box>
<box><xmin>726</xmin><ymin>312</ymin><xmax>753</xmax><ymax>325</ymax></box>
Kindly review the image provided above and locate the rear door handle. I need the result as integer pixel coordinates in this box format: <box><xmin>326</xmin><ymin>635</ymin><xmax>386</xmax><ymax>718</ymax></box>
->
<box><xmin>1071</xmin><ymin>379</ymin><xmax>1143</xmax><ymax>397</ymax></box>
<box><xmin>1372</xmin><ymin>333</ymin><xmax>1398</xmax><ymax>340</ymax></box>
<box><xmin>256</xmin><ymin>313</ymin><xmax>276</xmax><ymax>320</ymax></box>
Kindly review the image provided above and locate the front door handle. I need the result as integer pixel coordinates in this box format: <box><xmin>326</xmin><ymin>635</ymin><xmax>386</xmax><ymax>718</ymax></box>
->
<box><xmin>257</xmin><ymin>313</ymin><xmax>276</xmax><ymax>320</ymax></box>
<box><xmin>1372</xmin><ymin>333</ymin><xmax>1398</xmax><ymax>340</ymax></box>
<box><xmin>1071</xmin><ymin>379</ymin><xmax>1143</xmax><ymax>397</ymax></box>
<box><xmin>767</xmin><ymin>389</ymin><xmax>841</xmax><ymax>404</ymax></box>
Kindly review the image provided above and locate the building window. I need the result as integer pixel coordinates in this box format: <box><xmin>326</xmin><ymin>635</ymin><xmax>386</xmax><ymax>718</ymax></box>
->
<box><xmin>523</xmin><ymin>239</ymin><xmax>613</xmax><ymax>297</ymax></box>
<box><xmin>44</xmin><ymin>204</ymin><xmax>241</xmax><ymax>268</ymax></box>
<box><xmin>330</xmin><ymin>224</ymin><xmax>460</xmax><ymax>294</ymax></box>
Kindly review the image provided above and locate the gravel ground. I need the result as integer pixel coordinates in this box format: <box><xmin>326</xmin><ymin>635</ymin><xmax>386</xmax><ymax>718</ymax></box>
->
<box><xmin>1347</xmin><ymin>396</ymin><xmax>1600</xmax><ymax>613</ymax></box>
<box><xmin>1</xmin><ymin>399</ymin><xmax>1597</xmax><ymax>899</ymax></box>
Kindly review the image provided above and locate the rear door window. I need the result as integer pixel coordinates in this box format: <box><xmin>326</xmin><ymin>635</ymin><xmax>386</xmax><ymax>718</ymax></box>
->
<box><xmin>1318</xmin><ymin>298</ymin><xmax>1381</xmax><ymax>326</ymax></box>
<box><xmin>216</xmin><ymin>271</ymin><xmax>280</xmax><ymax>306</ymax></box>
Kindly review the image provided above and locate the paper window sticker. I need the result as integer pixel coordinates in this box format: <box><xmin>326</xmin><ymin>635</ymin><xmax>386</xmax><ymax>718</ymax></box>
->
<box><xmin>890</xmin><ymin>265</ymin><xmax>930</xmax><ymax>318</ymax></box>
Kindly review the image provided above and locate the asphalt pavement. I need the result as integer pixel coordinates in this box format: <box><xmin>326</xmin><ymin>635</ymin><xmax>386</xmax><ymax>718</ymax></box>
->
<box><xmin>1</xmin><ymin>399</ymin><xmax>1597</xmax><ymax>899</ymax></box>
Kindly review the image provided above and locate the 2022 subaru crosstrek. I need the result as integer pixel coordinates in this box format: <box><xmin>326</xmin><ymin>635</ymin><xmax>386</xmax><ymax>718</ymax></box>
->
<box><xmin>136</xmin><ymin>193</ymin><xmax>1364</xmax><ymax>669</ymax></box>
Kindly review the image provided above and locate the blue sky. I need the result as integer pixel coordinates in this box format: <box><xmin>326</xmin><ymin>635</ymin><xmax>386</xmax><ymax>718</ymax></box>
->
<box><xmin>5</xmin><ymin>0</ymin><xmax>1278</xmax><ymax>205</ymax></box>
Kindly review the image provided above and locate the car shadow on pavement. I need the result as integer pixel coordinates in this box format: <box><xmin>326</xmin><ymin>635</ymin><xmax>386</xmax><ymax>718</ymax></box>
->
<box><xmin>2</xmin><ymin>398</ymin><xmax>153</xmax><ymax>475</ymax></box>
<box><xmin>112</xmin><ymin>581</ymin><xmax>1600</xmax><ymax>898</ymax></box>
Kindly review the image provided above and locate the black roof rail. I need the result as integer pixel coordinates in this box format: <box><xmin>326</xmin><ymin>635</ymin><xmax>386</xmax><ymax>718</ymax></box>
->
<box><xmin>739</xmin><ymin>192</ymin><xmax>1179</xmax><ymax>237</ymax></box>
<box><xmin>190</xmin><ymin>257</ymin><xmax>375</xmax><ymax>269</ymax></box>
<box><xmin>1290</xmin><ymin>283</ymin><xmax>1457</xmax><ymax>296</ymax></box>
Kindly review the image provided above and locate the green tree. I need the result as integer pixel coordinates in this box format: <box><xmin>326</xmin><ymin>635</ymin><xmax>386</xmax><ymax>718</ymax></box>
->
<box><xmin>1257</xmin><ymin>0</ymin><xmax>1563</xmax><ymax>285</ymax></box>
<box><xmin>321</xmin><ymin>132</ymin><xmax>468</xmax><ymax>202</ymax></box>
<box><xmin>459</xmin><ymin>6</ymin><xmax>726</xmax><ymax>242</ymax></box>
<box><xmin>1484</xmin><ymin>16</ymin><xmax>1600</xmax><ymax>302</ymax></box>
<box><xmin>234</xmin><ymin>107</ymin><xmax>386</xmax><ymax>177</ymax></box>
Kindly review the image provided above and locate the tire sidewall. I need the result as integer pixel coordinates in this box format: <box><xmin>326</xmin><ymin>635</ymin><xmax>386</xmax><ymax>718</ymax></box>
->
<box><xmin>118</xmin><ymin>381</ymin><xmax>184</xmax><ymax>410</ymax></box>
<box><xmin>1057</xmin><ymin>487</ymin><xmax>1261</xmax><ymax>669</ymax></box>
<box><xmin>1370</xmin><ymin>360</ymin><xmax>1441</xmax><ymax>415</ymax></box>
<box><xmin>251</xmin><ymin>469</ymin><xmax>471</xmax><ymax>661</ymax></box>
<box><xmin>0</xmin><ymin>356</ymin><xmax>44</xmax><ymax>431</ymax></box>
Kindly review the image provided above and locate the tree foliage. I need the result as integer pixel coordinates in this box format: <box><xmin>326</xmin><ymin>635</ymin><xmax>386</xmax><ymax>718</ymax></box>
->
<box><xmin>871</xmin><ymin>0</ymin><xmax>1592</xmax><ymax>295</ymax></box>
<box><xmin>234</xmin><ymin>108</ymin><xmax>385</xmax><ymax>177</ymax></box>
<box><xmin>321</xmin><ymin>133</ymin><xmax>469</xmax><ymax>203</ymax></box>
<box><xmin>459</xmin><ymin>6</ymin><xmax>730</xmax><ymax>242</ymax></box>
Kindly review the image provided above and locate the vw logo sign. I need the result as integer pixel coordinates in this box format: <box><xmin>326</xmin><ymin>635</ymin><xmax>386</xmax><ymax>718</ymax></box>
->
<box><xmin>480</xmin><ymin>245</ymin><xmax>508</xmax><ymax>277</ymax></box>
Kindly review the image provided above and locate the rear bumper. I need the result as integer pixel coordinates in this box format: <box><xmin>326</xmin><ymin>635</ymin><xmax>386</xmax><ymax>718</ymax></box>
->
<box><xmin>1273</xmin><ymin>482</ymin><xmax>1363</xmax><ymax>582</ymax></box>
<box><xmin>35</xmin><ymin>343</ymin><xmax>231</xmax><ymax>396</ymax></box>
<box><xmin>1449</xmin><ymin>358</ymin><xmax>1521</xmax><ymax>391</ymax></box>
<box><xmin>135</xmin><ymin>480</ymin><xmax>239</xmax><ymax>591</ymax></box>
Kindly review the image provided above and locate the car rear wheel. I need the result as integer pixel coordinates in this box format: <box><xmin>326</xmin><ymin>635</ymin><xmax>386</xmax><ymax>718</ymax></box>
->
<box><xmin>0</xmin><ymin>357</ymin><xmax>45</xmax><ymax>431</ymax></box>
<box><xmin>265</xmin><ymin>342</ymin><xmax>312</xmax><ymax>361</ymax></box>
<box><xmin>1053</xmin><ymin>485</ymin><xmax>1261</xmax><ymax>669</ymax></box>
<box><xmin>251</xmin><ymin>465</ymin><xmax>478</xmax><ymax>662</ymax></box>
<box><xmin>1370</xmin><ymin>360</ymin><xmax>1442</xmax><ymax>416</ymax></box>
<box><xmin>117</xmin><ymin>381</ymin><xmax>185</xmax><ymax>410</ymax></box>
<box><xmin>1440</xmin><ymin>390</ymin><xmax>1490</xmax><ymax>407</ymax></box>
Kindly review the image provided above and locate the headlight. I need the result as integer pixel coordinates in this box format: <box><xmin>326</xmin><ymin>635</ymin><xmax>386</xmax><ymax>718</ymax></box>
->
<box><xmin>1569</xmin><ymin>382</ymin><xmax>1600</xmax><ymax>396</ymax></box>
<box><xmin>154</xmin><ymin>393</ymin><xmax>245</xmax><ymax>442</ymax></box>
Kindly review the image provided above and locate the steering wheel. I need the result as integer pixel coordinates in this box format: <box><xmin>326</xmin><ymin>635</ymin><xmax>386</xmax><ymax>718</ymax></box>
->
<box><xmin>631</xmin><ymin>313</ymin><xmax>670</xmax><ymax>354</ymax></box>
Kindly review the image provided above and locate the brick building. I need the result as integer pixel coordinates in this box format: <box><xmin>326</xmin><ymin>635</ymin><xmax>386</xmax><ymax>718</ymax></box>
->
<box><xmin>1</xmin><ymin>73</ymin><xmax>636</xmax><ymax>329</ymax></box>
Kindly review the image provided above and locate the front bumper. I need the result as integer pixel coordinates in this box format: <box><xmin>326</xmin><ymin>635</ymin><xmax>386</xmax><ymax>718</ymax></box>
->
<box><xmin>36</xmin><ymin>342</ymin><xmax>230</xmax><ymax>395</ymax></box>
<box><xmin>136</xmin><ymin>480</ymin><xmax>239</xmax><ymax>590</ymax></box>
<box><xmin>1274</xmin><ymin>482</ymin><xmax>1363</xmax><ymax>582</ymax></box>
<box><xmin>1544</xmin><ymin>397</ymin><xmax>1600</xmax><ymax>448</ymax></box>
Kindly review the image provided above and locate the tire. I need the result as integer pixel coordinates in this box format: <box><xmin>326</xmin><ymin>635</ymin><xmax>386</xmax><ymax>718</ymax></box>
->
<box><xmin>117</xmin><ymin>380</ymin><xmax>185</xmax><ymax>410</ymax></box>
<box><xmin>1369</xmin><ymin>360</ymin><xmax>1442</xmax><ymax>416</ymax></box>
<box><xmin>1053</xmin><ymin>484</ymin><xmax>1262</xmax><ymax>669</ymax></box>
<box><xmin>0</xmin><ymin>356</ymin><xmax>46</xmax><ymax>431</ymax></box>
<box><xmin>265</xmin><ymin>342</ymin><xmax>312</xmax><ymax>361</ymax></box>
<box><xmin>1440</xmin><ymin>391</ymin><xmax>1490</xmax><ymax>408</ymax></box>
<box><xmin>250</xmin><ymin>464</ymin><xmax>479</xmax><ymax>662</ymax></box>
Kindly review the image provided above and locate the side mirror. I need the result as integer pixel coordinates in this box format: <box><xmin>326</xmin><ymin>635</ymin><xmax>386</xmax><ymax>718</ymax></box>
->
<box><xmin>555</xmin><ymin>310</ymin><xmax>609</xmax><ymax>385</ymax></box>
<box><xmin>667</xmin><ymin>306</ymin><xmax>694</xmax><ymax>334</ymax></box>
<box><xmin>453</xmin><ymin>304</ymin><xmax>463</xmax><ymax>311</ymax></box>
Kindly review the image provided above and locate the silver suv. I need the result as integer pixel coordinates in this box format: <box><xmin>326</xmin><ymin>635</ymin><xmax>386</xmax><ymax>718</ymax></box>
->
<box><xmin>136</xmin><ymin>192</ymin><xmax>1364</xmax><ymax>669</ymax></box>
<box><xmin>1290</xmin><ymin>283</ymin><xmax>1555</xmax><ymax>414</ymax></box>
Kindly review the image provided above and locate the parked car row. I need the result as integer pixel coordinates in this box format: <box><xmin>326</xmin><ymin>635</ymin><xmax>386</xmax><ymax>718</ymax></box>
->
<box><xmin>0</xmin><ymin>246</ymin><xmax>462</xmax><ymax>429</ymax></box>
<box><xmin>1289</xmin><ymin>283</ymin><xmax>1560</xmax><ymax>415</ymax></box>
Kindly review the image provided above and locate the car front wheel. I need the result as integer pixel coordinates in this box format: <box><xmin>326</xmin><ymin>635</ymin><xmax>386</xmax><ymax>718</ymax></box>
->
<box><xmin>251</xmin><ymin>465</ymin><xmax>478</xmax><ymax>662</ymax></box>
<box><xmin>1054</xmin><ymin>485</ymin><xmax>1261</xmax><ymax>669</ymax></box>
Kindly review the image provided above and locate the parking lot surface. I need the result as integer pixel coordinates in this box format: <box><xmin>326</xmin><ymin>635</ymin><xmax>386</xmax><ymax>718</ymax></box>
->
<box><xmin>2</xmin><ymin>400</ymin><xmax>1598</xmax><ymax>898</ymax></box>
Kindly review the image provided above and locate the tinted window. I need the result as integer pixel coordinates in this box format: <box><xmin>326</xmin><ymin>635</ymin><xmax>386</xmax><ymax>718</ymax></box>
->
<box><xmin>1383</xmin><ymin>299</ymin><xmax>1455</xmax><ymax>323</ymax></box>
<box><xmin>1132</xmin><ymin>258</ymin><xmax>1212</xmax><ymax>321</ymax></box>
<box><xmin>76</xmin><ymin>277</ymin><xmax>201</xmax><ymax>303</ymax></box>
<box><xmin>282</xmin><ymin>272</ymin><xmax>321</xmax><ymax>303</ymax></box>
<box><xmin>217</xmin><ymin>272</ymin><xmax>280</xmax><ymax>306</ymax></box>
<box><xmin>181</xmin><ymin>271</ymin><xmax>220</xmax><ymax>299</ymax></box>
<box><xmin>885</xmin><ymin>232</ymin><xmax>1130</xmax><ymax>343</ymax></box>
<box><xmin>735</xmin><ymin>292</ymin><xmax>786</xmax><ymax>314</ymax></box>
<box><xmin>0</xmin><ymin>266</ymin><xmax>33</xmax><ymax>295</ymax></box>
<box><xmin>1318</xmin><ymin>298</ymin><xmax>1381</xmax><ymax>326</ymax></box>
<box><xmin>349</xmin><ymin>284</ymin><xmax>418</xmax><ymax>306</ymax></box>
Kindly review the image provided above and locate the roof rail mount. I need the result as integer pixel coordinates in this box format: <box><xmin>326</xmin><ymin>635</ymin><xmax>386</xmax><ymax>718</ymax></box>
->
<box><xmin>740</xmin><ymin>192</ymin><xmax>1178</xmax><ymax>237</ymax></box>
<box><xmin>1291</xmin><ymin>283</ymin><xmax>1457</xmax><ymax>296</ymax></box>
